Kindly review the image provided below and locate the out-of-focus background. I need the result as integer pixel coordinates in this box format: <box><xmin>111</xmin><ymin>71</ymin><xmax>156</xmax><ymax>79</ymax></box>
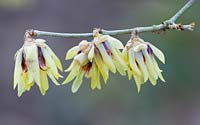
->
<box><xmin>0</xmin><ymin>0</ymin><xmax>199</xmax><ymax>125</ymax></box>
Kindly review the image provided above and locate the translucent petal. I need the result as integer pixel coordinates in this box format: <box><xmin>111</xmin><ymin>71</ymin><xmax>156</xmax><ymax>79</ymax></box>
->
<box><xmin>107</xmin><ymin>43</ymin><xmax>127</xmax><ymax>75</ymax></box>
<box><xmin>148</xmin><ymin>43</ymin><xmax>165</xmax><ymax>64</ymax></box>
<box><xmin>25</xmin><ymin>82</ymin><xmax>34</xmax><ymax>91</ymax></box>
<box><xmin>96</xmin><ymin>43</ymin><xmax>116</xmax><ymax>73</ymax></box>
<box><xmin>135</xmin><ymin>52</ymin><xmax>148</xmax><ymax>82</ymax></box>
<box><xmin>65</xmin><ymin>61</ymin><xmax>74</xmax><ymax>72</ymax></box>
<box><xmin>24</xmin><ymin>44</ymin><xmax>41</xmax><ymax>87</ymax></box>
<box><xmin>42</xmin><ymin>48</ymin><xmax>62</xmax><ymax>79</ymax></box>
<box><xmin>65</xmin><ymin>46</ymin><xmax>79</xmax><ymax>60</ymax></box>
<box><xmin>45</xmin><ymin>45</ymin><xmax>63</xmax><ymax>71</ymax></box>
<box><xmin>152</xmin><ymin>57</ymin><xmax>165</xmax><ymax>82</ymax></box>
<box><xmin>127</xmin><ymin>67</ymin><xmax>133</xmax><ymax>80</ymax></box>
<box><xmin>18</xmin><ymin>73</ymin><xmax>26</xmax><ymax>97</ymax></box>
<box><xmin>27</xmin><ymin>69</ymin><xmax>34</xmax><ymax>83</ymax></box>
<box><xmin>14</xmin><ymin>49</ymin><xmax>22</xmax><ymax>90</ymax></box>
<box><xmin>91</xmin><ymin>62</ymin><xmax>98</xmax><ymax>90</ymax></box>
<box><xmin>88</xmin><ymin>45</ymin><xmax>94</xmax><ymax>62</ymax></box>
<box><xmin>47</xmin><ymin>70</ymin><xmax>60</xmax><ymax>85</ymax></box>
<box><xmin>133</xmin><ymin>44</ymin><xmax>147</xmax><ymax>52</ymax></box>
<box><xmin>22</xmin><ymin>72</ymin><xmax>32</xmax><ymax>90</ymax></box>
<box><xmin>63</xmin><ymin>62</ymin><xmax>81</xmax><ymax>84</ymax></box>
<box><xmin>148</xmin><ymin>74</ymin><xmax>157</xmax><ymax>86</ymax></box>
<box><xmin>133</xmin><ymin>74</ymin><xmax>144</xmax><ymax>93</ymax></box>
<box><xmin>122</xmin><ymin>49</ymin><xmax>128</xmax><ymax>62</ymax></box>
<box><xmin>39</xmin><ymin>70</ymin><xmax>49</xmax><ymax>95</ymax></box>
<box><xmin>129</xmin><ymin>49</ymin><xmax>141</xmax><ymax>76</ymax></box>
<box><xmin>142</xmin><ymin>49</ymin><xmax>158</xmax><ymax>82</ymax></box>
<box><xmin>96</xmin><ymin>70</ymin><xmax>101</xmax><ymax>90</ymax></box>
<box><xmin>72</xmin><ymin>71</ymin><xmax>84</xmax><ymax>93</ymax></box>
<box><xmin>106</xmin><ymin>35</ymin><xmax>124</xmax><ymax>49</ymax></box>
<box><xmin>36</xmin><ymin>40</ymin><xmax>63</xmax><ymax>71</ymax></box>
<box><xmin>35</xmin><ymin>39</ymin><xmax>46</xmax><ymax>44</ymax></box>
<box><xmin>74</xmin><ymin>52</ymin><xmax>89</xmax><ymax>66</ymax></box>
<box><xmin>94</xmin><ymin>51</ymin><xmax>109</xmax><ymax>83</ymax></box>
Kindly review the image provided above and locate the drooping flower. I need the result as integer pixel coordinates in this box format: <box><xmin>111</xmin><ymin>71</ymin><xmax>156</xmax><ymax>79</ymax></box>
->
<box><xmin>63</xmin><ymin>29</ymin><xmax>127</xmax><ymax>93</ymax></box>
<box><xmin>14</xmin><ymin>35</ymin><xmax>63</xmax><ymax>97</ymax></box>
<box><xmin>123</xmin><ymin>35</ymin><xmax>165</xmax><ymax>92</ymax></box>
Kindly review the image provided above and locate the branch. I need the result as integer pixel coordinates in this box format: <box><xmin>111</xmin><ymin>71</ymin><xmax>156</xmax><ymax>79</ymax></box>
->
<box><xmin>32</xmin><ymin>0</ymin><xmax>195</xmax><ymax>38</ymax></box>
<box><xmin>166</xmin><ymin>0</ymin><xmax>196</xmax><ymax>23</ymax></box>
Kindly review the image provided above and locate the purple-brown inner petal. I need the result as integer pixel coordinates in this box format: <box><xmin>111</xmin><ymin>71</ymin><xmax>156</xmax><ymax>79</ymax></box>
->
<box><xmin>82</xmin><ymin>62</ymin><xmax>92</xmax><ymax>74</ymax></box>
<box><xmin>147</xmin><ymin>45</ymin><xmax>153</xmax><ymax>55</ymax></box>
<box><xmin>21</xmin><ymin>52</ymin><xmax>28</xmax><ymax>73</ymax></box>
<box><xmin>38</xmin><ymin>47</ymin><xmax>47</xmax><ymax>71</ymax></box>
<box><xmin>103</xmin><ymin>42</ymin><xmax>113</xmax><ymax>57</ymax></box>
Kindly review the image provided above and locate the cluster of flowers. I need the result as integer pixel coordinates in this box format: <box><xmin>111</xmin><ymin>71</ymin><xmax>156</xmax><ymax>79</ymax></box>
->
<box><xmin>14</xmin><ymin>30</ymin><xmax>165</xmax><ymax>96</ymax></box>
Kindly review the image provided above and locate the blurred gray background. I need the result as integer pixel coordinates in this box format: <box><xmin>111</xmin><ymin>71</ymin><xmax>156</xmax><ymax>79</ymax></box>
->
<box><xmin>0</xmin><ymin>0</ymin><xmax>200</xmax><ymax>125</ymax></box>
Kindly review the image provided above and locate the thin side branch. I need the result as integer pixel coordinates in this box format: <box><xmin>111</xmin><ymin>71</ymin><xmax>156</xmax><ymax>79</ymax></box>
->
<box><xmin>32</xmin><ymin>0</ymin><xmax>195</xmax><ymax>38</ymax></box>
<box><xmin>167</xmin><ymin>0</ymin><xmax>196</xmax><ymax>23</ymax></box>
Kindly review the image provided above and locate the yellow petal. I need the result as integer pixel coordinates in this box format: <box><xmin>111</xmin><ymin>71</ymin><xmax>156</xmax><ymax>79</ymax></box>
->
<box><xmin>47</xmin><ymin>70</ymin><xmax>60</xmax><ymax>85</ymax></box>
<box><xmin>113</xmin><ymin>59</ymin><xmax>126</xmax><ymax>76</ymax></box>
<box><xmin>24</xmin><ymin>44</ymin><xmax>41</xmax><ymax>87</ymax></box>
<box><xmin>45</xmin><ymin>45</ymin><xmax>63</xmax><ymax>71</ymax></box>
<box><xmin>27</xmin><ymin>69</ymin><xmax>34</xmax><ymax>83</ymax></box>
<box><xmin>148</xmin><ymin>74</ymin><xmax>157</xmax><ymax>86</ymax></box>
<box><xmin>94</xmin><ymin>51</ymin><xmax>109</xmax><ymax>83</ymax></box>
<box><xmin>129</xmin><ymin>49</ymin><xmax>141</xmax><ymax>76</ymax></box>
<box><xmin>142</xmin><ymin>49</ymin><xmax>158</xmax><ymax>83</ymax></box>
<box><xmin>65</xmin><ymin>61</ymin><xmax>75</xmax><ymax>72</ymax></box>
<box><xmin>96</xmin><ymin>43</ymin><xmax>116</xmax><ymax>73</ymax></box>
<box><xmin>42</xmin><ymin>48</ymin><xmax>62</xmax><ymax>79</ymax></box>
<box><xmin>152</xmin><ymin>57</ymin><xmax>165</xmax><ymax>82</ymax></box>
<box><xmin>14</xmin><ymin>49</ymin><xmax>23</xmax><ymax>90</ymax></box>
<box><xmin>133</xmin><ymin>74</ymin><xmax>144</xmax><ymax>93</ymax></box>
<box><xmin>108</xmin><ymin>44</ymin><xmax>127</xmax><ymax>76</ymax></box>
<box><xmin>17</xmin><ymin>73</ymin><xmax>26</xmax><ymax>97</ymax></box>
<box><xmin>21</xmin><ymin>72</ymin><xmax>33</xmax><ymax>90</ymax></box>
<box><xmin>71</xmin><ymin>71</ymin><xmax>84</xmax><ymax>93</ymax></box>
<box><xmin>65</xmin><ymin>46</ymin><xmax>79</xmax><ymax>60</ymax></box>
<box><xmin>63</xmin><ymin>62</ymin><xmax>81</xmax><ymax>84</ymax></box>
<box><xmin>133</xmin><ymin>44</ymin><xmax>147</xmax><ymax>52</ymax></box>
<box><xmin>35</xmin><ymin>40</ymin><xmax>63</xmax><ymax>71</ymax></box>
<box><xmin>135</xmin><ymin>52</ymin><xmax>148</xmax><ymax>82</ymax></box>
<box><xmin>127</xmin><ymin>66</ymin><xmax>133</xmax><ymax>80</ymax></box>
<box><xmin>25</xmin><ymin>82</ymin><xmax>34</xmax><ymax>91</ymax></box>
<box><xmin>74</xmin><ymin>52</ymin><xmax>89</xmax><ymax>66</ymax></box>
<box><xmin>39</xmin><ymin>70</ymin><xmax>49</xmax><ymax>95</ymax></box>
<box><xmin>122</xmin><ymin>49</ymin><xmax>128</xmax><ymax>62</ymax></box>
<box><xmin>106</xmin><ymin>35</ymin><xmax>124</xmax><ymax>49</ymax></box>
<box><xmin>148</xmin><ymin>43</ymin><xmax>165</xmax><ymax>64</ymax></box>
<box><xmin>88</xmin><ymin>45</ymin><xmax>94</xmax><ymax>62</ymax></box>
<box><xmin>35</xmin><ymin>39</ymin><xmax>46</xmax><ymax>44</ymax></box>
<box><xmin>96</xmin><ymin>70</ymin><xmax>101</xmax><ymax>90</ymax></box>
<box><xmin>91</xmin><ymin>62</ymin><xmax>98</xmax><ymax>90</ymax></box>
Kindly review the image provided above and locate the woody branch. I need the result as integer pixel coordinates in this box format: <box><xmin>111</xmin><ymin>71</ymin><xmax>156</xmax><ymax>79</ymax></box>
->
<box><xmin>29</xmin><ymin>0</ymin><xmax>195</xmax><ymax>38</ymax></box>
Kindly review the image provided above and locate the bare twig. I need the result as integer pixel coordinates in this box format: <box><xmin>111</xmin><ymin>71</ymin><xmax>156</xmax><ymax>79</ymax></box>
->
<box><xmin>32</xmin><ymin>0</ymin><xmax>195</xmax><ymax>38</ymax></box>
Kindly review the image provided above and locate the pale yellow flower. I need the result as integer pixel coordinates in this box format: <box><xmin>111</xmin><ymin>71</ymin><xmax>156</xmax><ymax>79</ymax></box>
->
<box><xmin>123</xmin><ymin>36</ymin><xmax>165</xmax><ymax>92</ymax></box>
<box><xmin>14</xmin><ymin>37</ymin><xmax>63</xmax><ymax>96</ymax></box>
<box><xmin>63</xmin><ymin>30</ymin><xmax>127</xmax><ymax>92</ymax></box>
